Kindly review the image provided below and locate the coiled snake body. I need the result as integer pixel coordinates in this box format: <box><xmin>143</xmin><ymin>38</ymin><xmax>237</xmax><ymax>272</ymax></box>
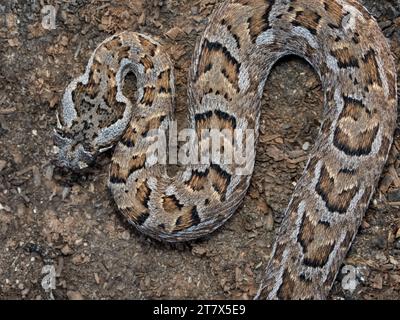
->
<box><xmin>54</xmin><ymin>0</ymin><xmax>397</xmax><ymax>299</ymax></box>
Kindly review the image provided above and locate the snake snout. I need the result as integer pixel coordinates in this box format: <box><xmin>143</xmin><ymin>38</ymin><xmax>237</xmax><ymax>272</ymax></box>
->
<box><xmin>52</xmin><ymin>130</ymin><xmax>95</xmax><ymax>171</ymax></box>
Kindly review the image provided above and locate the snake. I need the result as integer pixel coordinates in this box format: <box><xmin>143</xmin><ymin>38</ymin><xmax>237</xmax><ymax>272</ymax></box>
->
<box><xmin>53</xmin><ymin>0</ymin><xmax>398</xmax><ymax>299</ymax></box>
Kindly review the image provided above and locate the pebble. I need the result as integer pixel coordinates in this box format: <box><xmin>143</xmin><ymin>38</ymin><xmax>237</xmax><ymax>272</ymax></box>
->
<box><xmin>192</xmin><ymin>246</ymin><xmax>207</xmax><ymax>256</ymax></box>
<box><xmin>255</xmin><ymin>221</ymin><xmax>263</xmax><ymax>228</ymax></box>
<box><xmin>191</xmin><ymin>6</ymin><xmax>199</xmax><ymax>15</ymax></box>
<box><xmin>356</xmin><ymin>266</ymin><xmax>370</xmax><ymax>284</ymax></box>
<box><xmin>0</xmin><ymin>159</ymin><xmax>7</xmax><ymax>171</ymax></box>
<box><xmin>44</xmin><ymin>165</ymin><xmax>54</xmax><ymax>180</ymax></box>
<box><xmin>62</xmin><ymin>187</ymin><xmax>70</xmax><ymax>200</ymax></box>
<box><xmin>361</xmin><ymin>220</ymin><xmax>370</xmax><ymax>229</ymax></box>
<box><xmin>21</xmin><ymin>288</ymin><xmax>30</xmax><ymax>296</ymax></box>
<box><xmin>372</xmin><ymin>235</ymin><xmax>387</xmax><ymax>250</ymax></box>
<box><xmin>61</xmin><ymin>244</ymin><xmax>73</xmax><ymax>256</ymax></box>
<box><xmin>302</xmin><ymin>142</ymin><xmax>311</xmax><ymax>151</ymax></box>
<box><xmin>370</xmin><ymin>274</ymin><xmax>383</xmax><ymax>290</ymax></box>
<box><xmin>94</xmin><ymin>273</ymin><xmax>100</xmax><ymax>285</ymax></box>
<box><xmin>0</xmin><ymin>203</ymin><xmax>11</xmax><ymax>212</ymax></box>
<box><xmin>165</xmin><ymin>27</ymin><xmax>186</xmax><ymax>40</ymax></box>
<box><xmin>32</xmin><ymin>166</ymin><xmax>41</xmax><ymax>187</ymax></box>
<box><xmin>265</xmin><ymin>213</ymin><xmax>274</xmax><ymax>232</ymax></box>
<box><xmin>379</xmin><ymin>20</ymin><xmax>393</xmax><ymax>29</ymax></box>
<box><xmin>0</xmin><ymin>0</ymin><xmax>398</xmax><ymax>302</ymax></box>
<box><xmin>121</xmin><ymin>230</ymin><xmax>130</xmax><ymax>241</ymax></box>
<box><xmin>52</xmin><ymin>146</ymin><xmax>59</xmax><ymax>155</ymax></box>
<box><xmin>67</xmin><ymin>290</ymin><xmax>84</xmax><ymax>300</ymax></box>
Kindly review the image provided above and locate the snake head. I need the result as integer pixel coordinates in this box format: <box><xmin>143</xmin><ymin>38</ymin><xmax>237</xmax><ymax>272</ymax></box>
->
<box><xmin>53</xmin><ymin>109</ymin><xmax>95</xmax><ymax>171</ymax></box>
<box><xmin>53</xmin><ymin>127</ymin><xmax>95</xmax><ymax>171</ymax></box>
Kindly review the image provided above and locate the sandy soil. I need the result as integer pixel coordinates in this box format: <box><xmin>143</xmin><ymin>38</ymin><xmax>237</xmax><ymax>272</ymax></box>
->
<box><xmin>0</xmin><ymin>0</ymin><xmax>399</xmax><ymax>300</ymax></box>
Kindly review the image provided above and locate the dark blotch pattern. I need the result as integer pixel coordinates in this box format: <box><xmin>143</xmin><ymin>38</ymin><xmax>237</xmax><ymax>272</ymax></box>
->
<box><xmin>315</xmin><ymin>163</ymin><xmax>359</xmax><ymax>214</ymax></box>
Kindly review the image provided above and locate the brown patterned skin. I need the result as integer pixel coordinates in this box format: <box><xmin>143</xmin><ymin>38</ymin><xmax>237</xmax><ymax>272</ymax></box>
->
<box><xmin>55</xmin><ymin>0</ymin><xmax>397</xmax><ymax>299</ymax></box>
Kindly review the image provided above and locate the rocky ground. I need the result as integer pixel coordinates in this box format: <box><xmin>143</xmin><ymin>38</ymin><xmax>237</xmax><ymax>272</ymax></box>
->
<box><xmin>0</xmin><ymin>0</ymin><xmax>400</xmax><ymax>300</ymax></box>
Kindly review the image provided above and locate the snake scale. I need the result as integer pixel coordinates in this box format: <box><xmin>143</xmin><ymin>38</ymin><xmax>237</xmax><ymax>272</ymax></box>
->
<box><xmin>54</xmin><ymin>0</ymin><xmax>397</xmax><ymax>299</ymax></box>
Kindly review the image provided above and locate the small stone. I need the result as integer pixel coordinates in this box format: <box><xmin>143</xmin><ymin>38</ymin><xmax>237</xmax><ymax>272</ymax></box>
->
<box><xmin>394</xmin><ymin>239</ymin><xmax>400</xmax><ymax>250</ymax></box>
<box><xmin>5</xmin><ymin>13</ymin><xmax>18</xmax><ymax>29</ymax></box>
<box><xmin>390</xmin><ymin>274</ymin><xmax>400</xmax><ymax>283</ymax></box>
<box><xmin>396</xmin><ymin>228</ymin><xmax>400</xmax><ymax>239</ymax></box>
<box><xmin>265</xmin><ymin>213</ymin><xmax>274</xmax><ymax>232</ymax></box>
<box><xmin>370</xmin><ymin>274</ymin><xmax>383</xmax><ymax>290</ymax></box>
<box><xmin>379</xmin><ymin>20</ymin><xmax>392</xmax><ymax>29</ymax></box>
<box><xmin>389</xmin><ymin>256</ymin><xmax>398</xmax><ymax>266</ymax></box>
<box><xmin>0</xmin><ymin>203</ymin><xmax>11</xmax><ymax>212</ymax></box>
<box><xmin>302</xmin><ymin>142</ymin><xmax>311</xmax><ymax>151</ymax></box>
<box><xmin>274</xmin><ymin>137</ymin><xmax>284</xmax><ymax>144</ymax></box>
<box><xmin>60</xmin><ymin>36</ymin><xmax>69</xmax><ymax>47</ymax></box>
<box><xmin>372</xmin><ymin>236</ymin><xmax>386</xmax><ymax>250</ymax></box>
<box><xmin>62</xmin><ymin>187</ymin><xmax>70</xmax><ymax>200</ymax></box>
<box><xmin>361</xmin><ymin>220</ymin><xmax>370</xmax><ymax>229</ymax></box>
<box><xmin>340</xmin><ymin>265</ymin><xmax>359</xmax><ymax>293</ymax></box>
<box><xmin>32</xmin><ymin>166</ymin><xmax>41</xmax><ymax>187</ymax></box>
<box><xmin>67</xmin><ymin>290</ymin><xmax>84</xmax><ymax>300</ymax></box>
<box><xmin>256</xmin><ymin>199</ymin><xmax>269</xmax><ymax>214</ymax></box>
<box><xmin>192</xmin><ymin>246</ymin><xmax>207</xmax><ymax>256</ymax></box>
<box><xmin>21</xmin><ymin>288</ymin><xmax>30</xmax><ymax>296</ymax></box>
<box><xmin>52</xmin><ymin>146</ymin><xmax>59</xmax><ymax>155</ymax></box>
<box><xmin>89</xmin><ymin>183</ymin><xmax>95</xmax><ymax>193</ymax></box>
<box><xmin>138</xmin><ymin>12</ymin><xmax>146</xmax><ymax>26</ymax></box>
<box><xmin>191</xmin><ymin>6</ymin><xmax>199</xmax><ymax>15</ymax></box>
<box><xmin>121</xmin><ymin>230</ymin><xmax>130</xmax><ymax>241</ymax></box>
<box><xmin>72</xmin><ymin>255</ymin><xmax>82</xmax><ymax>265</ymax></box>
<box><xmin>61</xmin><ymin>244</ymin><xmax>73</xmax><ymax>256</ymax></box>
<box><xmin>44</xmin><ymin>165</ymin><xmax>54</xmax><ymax>180</ymax></box>
<box><xmin>94</xmin><ymin>273</ymin><xmax>100</xmax><ymax>285</ymax></box>
<box><xmin>375</xmin><ymin>252</ymin><xmax>388</xmax><ymax>263</ymax></box>
<box><xmin>165</xmin><ymin>27</ymin><xmax>186</xmax><ymax>40</ymax></box>
<box><xmin>48</xmin><ymin>93</ymin><xmax>59</xmax><ymax>109</ymax></box>
<box><xmin>0</xmin><ymin>160</ymin><xmax>7</xmax><ymax>171</ymax></box>
<box><xmin>356</xmin><ymin>266</ymin><xmax>370</xmax><ymax>284</ymax></box>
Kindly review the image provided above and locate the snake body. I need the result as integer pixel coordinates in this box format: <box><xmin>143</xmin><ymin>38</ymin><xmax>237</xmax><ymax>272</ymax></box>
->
<box><xmin>54</xmin><ymin>0</ymin><xmax>397</xmax><ymax>299</ymax></box>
